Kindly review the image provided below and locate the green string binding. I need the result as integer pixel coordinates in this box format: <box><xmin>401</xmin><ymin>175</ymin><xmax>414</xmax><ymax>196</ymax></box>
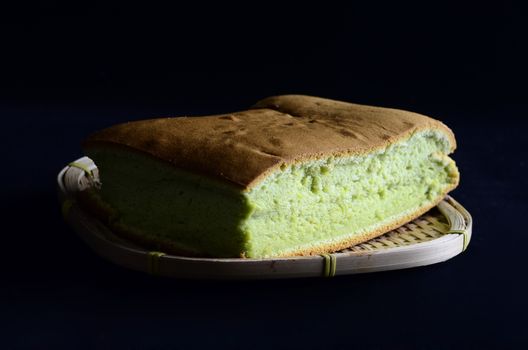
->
<box><xmin>68</xmin><ymin>161</ymin><xmax>94</xmax><ymax>177</ymax></box>
<box><xmin>448</xmin><ymin>229</ymin><xmax>469</xmax><ymax>251</ymax></box>
<box><xmin>321</xmin><ymin>254</ymin><xmax>337</xmax><ymax>277</ymax></box>
<box><xmin>147</xmin><ymin>251</ymin><xmax>166</xmax><ymax>275</ymax></box>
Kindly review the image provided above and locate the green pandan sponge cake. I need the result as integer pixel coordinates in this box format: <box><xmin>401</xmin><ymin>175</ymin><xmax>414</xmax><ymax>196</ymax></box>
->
<box><xmin>80</xmin><ymin>95</ymin><xmax>459</xmax><ymax>258</ymax></box>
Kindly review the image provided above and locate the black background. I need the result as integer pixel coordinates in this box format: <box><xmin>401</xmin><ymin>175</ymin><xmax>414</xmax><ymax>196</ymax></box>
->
<box><xmin>2</xmin><ymin>2</ymin><xmax>527</xmax><ymax>349</ymax></box>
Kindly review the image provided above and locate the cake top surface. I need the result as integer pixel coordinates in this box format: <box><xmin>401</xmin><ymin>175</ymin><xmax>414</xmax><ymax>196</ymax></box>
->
<box><xmin>83</xmin><ymin>95</ymin><xmax>456</xmax><ymax>190</ymax></box>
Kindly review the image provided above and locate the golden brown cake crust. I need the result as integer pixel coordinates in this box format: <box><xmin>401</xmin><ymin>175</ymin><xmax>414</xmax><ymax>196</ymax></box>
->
<box><xmin>82</xmin><ymin>95</ymin><xmax>456</xmax><ymax>191</ymax></box>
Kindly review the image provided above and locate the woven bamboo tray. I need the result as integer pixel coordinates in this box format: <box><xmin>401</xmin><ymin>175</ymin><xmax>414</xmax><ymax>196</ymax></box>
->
<box><xmin>58</xmin><ymin>157</ymin><xmax>472</xmax><ymax>279</ymax></box>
